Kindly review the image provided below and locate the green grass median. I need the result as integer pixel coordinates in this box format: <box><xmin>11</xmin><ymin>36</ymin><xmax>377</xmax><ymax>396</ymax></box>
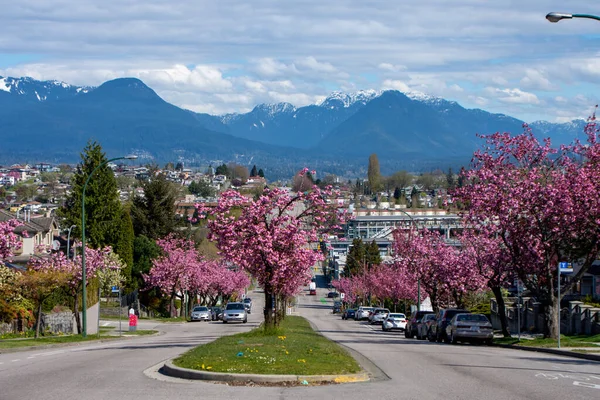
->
<box><xmin>173</xmin><ymin>316</ymin><xmax>361</xmax><ymax>375</ymax></box>
<box><xmin>0</xmin><ymin>329</ymin><xmax>158</xmax><ymax>350</ymax></box>
<box><xmin>494</xmin><ymin>333</ymin><xmax>600</xmax><ymax>348</ymax></box>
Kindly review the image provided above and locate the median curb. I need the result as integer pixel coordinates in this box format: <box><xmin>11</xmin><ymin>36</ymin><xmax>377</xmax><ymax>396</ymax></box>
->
<box><xmin>495</xmin><ymin>344</ymin><xmax>600</xmax><ymax>362</ymax></box>
<box><xmin>162</xmin><ymin>360</ymin><xmax>370</xmax><ymax>384</ymax></box>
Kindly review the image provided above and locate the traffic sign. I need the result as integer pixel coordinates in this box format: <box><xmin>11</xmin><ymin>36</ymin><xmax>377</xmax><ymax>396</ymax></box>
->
<box><xmin>111</xmin><ymin>286</ymin><xmax>120</xmax><ymax>293</ymax></box>
<box><xmin>559</xmin><ymin>262</ymin><xmax>573</xmax><ymax>274</ymax></box>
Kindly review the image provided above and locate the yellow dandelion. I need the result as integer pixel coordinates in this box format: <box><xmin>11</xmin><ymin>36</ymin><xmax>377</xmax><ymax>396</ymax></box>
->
<box><xmin>201</xmin><ymin>364</ymin><xmax>205</xmax><ymax>370</ymax></box>
<box><xmin>206</xmin><ymin>366</ymin><xmax>213</xmax><ymax>370</ymax></box>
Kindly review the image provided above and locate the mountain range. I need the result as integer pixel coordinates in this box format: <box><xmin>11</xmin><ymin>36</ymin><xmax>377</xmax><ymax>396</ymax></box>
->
<box><xmin>0</xmin><ymin>76</ymin><xmax>588</xmax><ymax>178</ymax></box>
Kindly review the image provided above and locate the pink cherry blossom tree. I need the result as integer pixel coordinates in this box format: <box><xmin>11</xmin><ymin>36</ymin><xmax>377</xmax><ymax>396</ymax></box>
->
<box><xmin>0</xmin><ymin>219</ymin><xmax>22</xmax><ymax>262</ymax></box>
<box><xmin>453</xmin><ymin>116</ymin><xmax>600</xmax><ymax>338</ymax></box>
<box><xmin>145</xmin><ymin>235</ymin><xmax>198</xmax><ymax>317</ymax></box>
<box><xmin>194</xmin><ymin>182</ymin><xmax>345</xmax><ymax>329</ymax></box>
<box><xmin>30</xmin><ymin>245</ymin><xmax>123</xmax><ymax>333</ymax></box>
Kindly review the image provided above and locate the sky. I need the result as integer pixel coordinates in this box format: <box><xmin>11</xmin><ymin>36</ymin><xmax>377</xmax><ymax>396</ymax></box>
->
<box><xmin>0</xmin><ymin>1</ymin><xmax>599</xmax><ymax>123</ymax></box>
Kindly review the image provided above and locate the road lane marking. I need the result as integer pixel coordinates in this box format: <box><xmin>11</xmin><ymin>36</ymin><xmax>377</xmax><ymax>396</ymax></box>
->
<box><xmin>11</xmin><ymin>359</ymin><xmax>20</xmax><ymax>362</ymax></box>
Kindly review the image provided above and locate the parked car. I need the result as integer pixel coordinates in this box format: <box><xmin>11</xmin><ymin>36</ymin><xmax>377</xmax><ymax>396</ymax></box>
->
<box><xmin>382</xmin><ymin>313</ymin><xmax>407</xmax><ymax>332</ymax></box>
<box><xmin>210</xmin><ymin>306</ymin><xmax>223</xmax><ymax>321</ymax></box>
<box><xmin>428</xmin><ymin>308</ymin><xmax>471</xmax><ymax>343</ymax></box>
<box><xmin>332</xmin><ymin>301</ymin><xmax>342</xmax><ymax>314</ymax></box>
<box><xmin>309</xmin><ymin>281</ymin><xmax>317</xmax><ymax>295</ymax></box>
<box><xmin>342</xmin><ymin>309</ymin><xmax>356</xmax><ymax>320</ymax></box>
<box><xmin>404</xmin><ymin>310</ymin><xmax>435</xmax><ymax>338</ymax></box>
<box><xmin>243</xmin><ymin>297</ymin><xmax>252</xmax><ymax>314</ymax></box>
<box><xmin>327</xmin><ymin>291</ymin><xmax>339</xmax><ymax>298</ymax></box>
<box><xmin>355</xmin><ymin>306</ymin><xmax>374</xmax><ymax>321</ymax></box>
<box><xmin>222</xmin><ymin>302</ymin><xmax>248</xmax><ymax>324</ymax></box>
<box><xmin>369</xmin><ymin>308</ymin><xmax>390</xmax><ymax>324</ymax></box>
<box><xmin>190</xmin><ymin>306</ymin><xmax>211</xmax><ymax>322</ymax></box>
<box><xmin>446</xmin><ymin>313</ymin><xmax>494</xmax><ymax>345</ymax></box>
<box><xmin>416</xmin><ymin>313</ymin><xmax>437</xmax><ymax>340</ymax></box>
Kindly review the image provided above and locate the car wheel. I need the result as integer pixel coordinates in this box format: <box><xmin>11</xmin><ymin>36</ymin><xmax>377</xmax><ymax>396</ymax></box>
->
<box><xmin>243</xmin><ymin>318</ymin><xmax>247</xmax><ymax>323</ymax></box>
<box><xmin>451</xmin><ymin>332</ymin><xmax>457</xmax><ymax>344</ymax></box>
<box><xmin>485</xmin><ymin>338</ymin><xmax>493</xmax><ymax>346</ymax></box>
<box><xmin>223</xmin><ymin>320</ymin><xmax>227</xmax><ymax>324</ymax></box>
<box><xmin>436</xmin><ymin>332</ymin><xmax>443</xmax><ymax>343</ymax></box>
<box><xmin>404</xmin><ymin>329</ymin><xmax>409</xmax><ymax>338</ymax></box>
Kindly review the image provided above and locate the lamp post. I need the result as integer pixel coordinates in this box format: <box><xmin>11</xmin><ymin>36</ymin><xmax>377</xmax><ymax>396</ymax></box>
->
<box><xmin>546</xmin><ymin>12</ymin><xmax>600</xmax><ymax>23</ymax></box>
<box><xmin>81</xmin><ymin>155</ymin><xmax>137</xmax><ymax>337</ymax></box>
<box><xmin>66</xmin><ymin>225</ymin><xmax>76</xmax><ymax>259</ymax></box>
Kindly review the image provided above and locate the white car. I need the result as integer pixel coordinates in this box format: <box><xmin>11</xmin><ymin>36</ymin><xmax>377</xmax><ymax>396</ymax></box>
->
<box><xmin>355</xmin><ymin>306</ymin><xmax>375</xmax><ymax>321</ymax></box>
<box><xmin>382</xmin><ymin>313</ymin><xmax>407</xmax><ymax>332</ymax></box>
<box><xmin>222</xmin><ymin>302</ymin><xmax>248</xmax><ymax>323</ymax></box>
<box><xmin>369</xmin><ymin>308</ymin><xmax>390</xmax><ymax>324</ymax></box>
<box><xmin>191</xmin><ymin>306</ymin><xmax>211</xmax><ymax>322</ymax></box>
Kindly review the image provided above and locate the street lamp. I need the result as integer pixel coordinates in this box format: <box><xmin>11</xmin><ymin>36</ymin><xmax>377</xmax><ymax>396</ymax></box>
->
<box><xmin>546</xmin><ymin>12</ymin><xmax>600</xmax><ymax>23</ymax></box>
<box><xmin>81</xmin><ymin>155</ymin><xmax>137</xmax><ymax>337</ymax></box>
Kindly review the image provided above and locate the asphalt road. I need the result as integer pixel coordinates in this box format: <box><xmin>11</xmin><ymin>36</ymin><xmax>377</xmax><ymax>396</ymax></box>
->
<box><xmin>1</xmin><ymin>288</ymin><xmax>599</xmax><ymax>400</ymax></box>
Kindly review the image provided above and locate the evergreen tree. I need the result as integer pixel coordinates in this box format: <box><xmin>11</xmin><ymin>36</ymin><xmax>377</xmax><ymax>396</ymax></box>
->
<box><xmin>411</xmin><ymin>186</ymin><xmax>420</xmax><ymax>208</ymax></box>
<box><xmin>393</xmin><ymin>187</ymin><xmax>401</xmax><ymax>200</ymax></box>
<box><xmin>368</xmin><ymin>154</ymin><xmax>382</xmax><ymax>193</ymax></box>
<box><xmin>346</xmin><ymin>238</ymin><xmax>366</xmax><ymax>276</ymax></box>
<box><xmin>215</xmin><ymin>163</ymin><xmax>229</xmax><ymax>176</ymax></box>
<box><xmin>114</xmin><ymin>206</ymin><xmax>135</xmax><ymax>287</ymax></box>
<box><xmin>366</xmin><ymin>240</ymin><xmax>382</xmax><ymax>269</ymax></box>
<box><xmin>131</xmin><ymin>172</ymin><xmax>178</xmax><ymax>240</ymax></box>
<box><xmin>446</xmin><ymin>167</ymin><xmax>455</xmax><ymax>189</ymax></box>
<box><xmin>175</xmin><ymin>162</ymin><xmax>184</xmax><ymax>171</ymax></box>
<box><xmin>57</xmin><ymin>141</ymin><xmax>123</xmax><ymax>249</ymax></box>
<box><xmin>250</xmin><ymin>165</ymin><xmax>258</xmax><ymax>177</ymax></box>
<box><xmin>258</xmin><ymin>168</ymin><xmax>265</xmax><ymax>178</ymax></box>
<box><xmin>132</xmin><ymin>235</ymin><xmax>162</xmax><ymax>290</ymax></box>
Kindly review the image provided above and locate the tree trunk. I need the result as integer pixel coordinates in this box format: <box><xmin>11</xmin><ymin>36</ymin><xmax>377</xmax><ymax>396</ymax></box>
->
<box><xmin>264</xmin><ymin>290</ymin><xmax>275</xmax><ymax>330</ymax></box>
<box><xmin>491</xmin><ymin>286</ymin><xmax>511</xmax><ymax>337</ymax></box>
<box><xmin>35</xmin><ymin>303</ymin><xmax>43</xmax><ymax>339</ymax></box>
<box><xmin>170</xmin><ymin>292</ymin><xmax>176</xmax><ymax>317</ymax></box>
<box><xmin>546</xmin><ymin>296</ymin><xmax>560</xmax><ymax>339</ymax></box>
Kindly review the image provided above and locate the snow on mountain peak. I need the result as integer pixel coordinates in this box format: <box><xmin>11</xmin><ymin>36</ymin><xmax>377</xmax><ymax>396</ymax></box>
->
<box><xmin>255</xmin><ymin>102</ymin><xmax>296</xmax><ymax>116</ymax></box>
<box><xmin>405</xmin><ymin>90</ymin><xmax>442</xmax><ymax>103</ymax></box>
<box><xmin>317</xmin><ymin>89</ymin><xmax>382</xmax><ymax>108</ymax></box>
<box><xmin>0</xmin><ymin>77</ymin><xmax>11</xmax><ymax>92</ymax></box>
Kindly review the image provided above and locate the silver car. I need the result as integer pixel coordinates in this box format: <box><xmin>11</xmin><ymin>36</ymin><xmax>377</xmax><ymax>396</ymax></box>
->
<box><xmin>355</xmin><ymin>306</ymin><xmax>374</xmax><ymax>321</ymax></box>
<box><xmin>446</xmin><ymin>313</ymin><xmax>493</xmax><ymax>344</ymax></box>
<box><xmin>369</xmin><ymin>308</ymin><xmax>390</xmax><ymax>324</ymax></box>
<box><xmin>382</xmin><ymin>313</ymin><xmax>407</xmax><ymax>331</ymax></box>
<box><xmin>416</xmin><ymin>313</ymin><xmax>437</xmax><ymax>340</ymax></box>
<box><xmin>222</xmin><ymin>302</ymin><xmax>248</xmax><ymax>324</ymax></box>
<box><xmin>191</xmin><ymin>306</ymin><xmax>211</xmax><ymax>322</ymax></box>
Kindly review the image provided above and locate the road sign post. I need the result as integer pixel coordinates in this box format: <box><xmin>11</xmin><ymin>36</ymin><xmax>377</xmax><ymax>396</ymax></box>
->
<box><xmin>557</xmin><ymin>262</ymin><xmax>573</xmax><ymax>349</ymax></box>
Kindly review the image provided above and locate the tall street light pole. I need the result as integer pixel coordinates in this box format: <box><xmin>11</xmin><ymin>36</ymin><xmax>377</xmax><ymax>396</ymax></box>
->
<box><xmin>81</xmin><ymin>155</ymin><xmax>137</xmax><ymax>337</ymax></box>
<box><xmin>546</xmin><ymin>12</ymin><xmax>600</xmax><ymax>23</ymax></box>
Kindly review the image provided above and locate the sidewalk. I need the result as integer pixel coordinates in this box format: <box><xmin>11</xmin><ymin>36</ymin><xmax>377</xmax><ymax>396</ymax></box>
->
<box><xmin>493</xmin><ymin>333</ymin><xmax>600</xmax><ymax>362</ymax></box>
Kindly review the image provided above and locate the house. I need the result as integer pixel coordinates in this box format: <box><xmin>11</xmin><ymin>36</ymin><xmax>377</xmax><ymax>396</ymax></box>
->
<box><xmin>0</xmin><ymin>210</ymin><xmax>61</xmax><ymax>260</ymax></box>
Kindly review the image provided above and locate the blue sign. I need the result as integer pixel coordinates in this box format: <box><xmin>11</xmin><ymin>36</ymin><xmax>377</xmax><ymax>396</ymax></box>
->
<box><xmin>559</xmin><ymin>262</ymin><xmax>573</xmax><ymax>274</ymax></box>
<box><xmin>111</xmin><ymin>286</ymin><xmax>120</xmax><ymax>293</ymax></box>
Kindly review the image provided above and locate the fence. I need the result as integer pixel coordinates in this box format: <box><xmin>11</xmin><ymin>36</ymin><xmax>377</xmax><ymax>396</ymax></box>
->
<box><xmin>491</xmin><ymin>297</ymin><xmax>600</xmax><ymax>335</ymax></box>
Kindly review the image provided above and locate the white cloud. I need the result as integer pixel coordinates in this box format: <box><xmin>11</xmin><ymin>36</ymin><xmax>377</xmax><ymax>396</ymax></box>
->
<box><xmin>0</xmin><ymin>1</ymin><xmax>598</xmax><ymax>122</ymax></box>
<box><xmin>484</xmin><ymin>87</ymin><xmax>540</xmax><ymax>105</ymax></box>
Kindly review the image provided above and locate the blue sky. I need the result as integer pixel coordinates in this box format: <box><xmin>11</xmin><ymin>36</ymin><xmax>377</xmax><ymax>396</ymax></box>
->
<box><xmin>0</xmin><ymin>1</ymin><xmax>599</xmax><ymax>122</ymax></box>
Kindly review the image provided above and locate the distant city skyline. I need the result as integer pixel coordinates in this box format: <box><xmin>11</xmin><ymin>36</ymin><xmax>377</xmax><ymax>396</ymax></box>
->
<box><xmin>0</xmin><ymin>1</ymin><xmax>599</xmax><ymax>123</ymax></box>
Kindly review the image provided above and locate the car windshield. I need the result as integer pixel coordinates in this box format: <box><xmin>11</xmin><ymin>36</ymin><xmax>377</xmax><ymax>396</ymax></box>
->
<box><xmin>423</xmin><ymin>314</ymin><xmax>436</xmax><ymax>321</ymax></box>
<box><xmin>243</xmin><ymin>298</ymin><xmax>251</xmax><ymax>303</ymax></box>
<box><xmin>193</xmin><ymin>307</ymin><xmax>208</xmax><ymax>312</ymax></box>
<box><xmin>457</xmin><ymin>314</ymin><xmax>489</xmax><ymax>322</ymax></box>
<box><xmin>389</xmin><ymin>313</ymin><xmax>405</xmax><ymax>319</ymax></box>
<box><xmin>226</xmin><ymin>303</ymin><xmax>245</xmax><ymax>310</ymax></box>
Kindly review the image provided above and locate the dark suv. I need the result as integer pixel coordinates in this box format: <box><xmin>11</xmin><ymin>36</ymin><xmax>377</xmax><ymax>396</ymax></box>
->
<box><xmin>405</xmin><ymin>310</ymin><xmax>435</xmax><ymax>338</ymax></box>
<box><xmin>428</xmin><ymin>308</ymin><xmax>471</xmax><ymax>343</ymax></box>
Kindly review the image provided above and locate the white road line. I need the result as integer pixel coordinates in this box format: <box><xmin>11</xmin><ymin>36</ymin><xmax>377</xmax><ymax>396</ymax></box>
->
<box><xmin>10</xmin><ymin>359</ymin><xmax>20</xmax><ymax>362</ymax></box>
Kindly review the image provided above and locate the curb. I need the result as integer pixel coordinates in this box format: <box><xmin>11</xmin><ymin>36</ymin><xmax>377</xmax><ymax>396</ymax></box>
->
<box><xmin>495</xmin><ymin>344</ymin><xmax>600</xmax><ymax>362</ymax></box>
<box><xmin>162</xmin><ymin>360</ymin><xmax>370</xmax><ymax>384</ymax></box>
